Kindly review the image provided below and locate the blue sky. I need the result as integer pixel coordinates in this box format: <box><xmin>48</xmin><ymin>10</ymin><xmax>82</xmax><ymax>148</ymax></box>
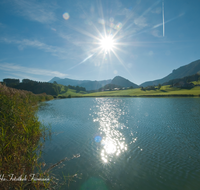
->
<box><xmin>0</xmin><ymin>0</ymin><xmax>200</xmax><ymax>85</ymax></box>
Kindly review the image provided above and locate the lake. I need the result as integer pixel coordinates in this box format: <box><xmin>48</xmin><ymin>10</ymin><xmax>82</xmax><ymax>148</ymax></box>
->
<box><xmin>37</xmin><ymin>97</ymin><xmax>200</xmax><ymax>190</ymax></box>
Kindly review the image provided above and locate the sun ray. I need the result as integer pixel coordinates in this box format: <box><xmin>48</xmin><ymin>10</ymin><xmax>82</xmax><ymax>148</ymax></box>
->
<box><xmin>112</xmin><ymin>46</ymin><xmax>129</xmax><ymax>54</ymax></box>
<box><xmin>66</xmin><ymin>23</ymin><xmax>100</xmax><ymax>41</ymax></box>
<box><xmin>64</xmin><ymin>0</ymin><xmax>172</xmax><ymax>74</ymax></box>
<box><xmin>111</xmin><ymin>49</ymin><xmax>132</xmax><ymax>76</ymax></box>
<box><xmin>67</xmin><ymin>54</ymin><xmax>94</xmax><ymax>71</ymax></box>
<box><xmin>92</xmin><ymin>23</ymin><xmax>105</xmax><ymax>40</ymax></box>
<box><xmin>112</xmin><ymin>15</ymin><xmax>131</xmax><ymax>39</ymax></box>
<box><xmin>97</xmin><ymin>0</ymin><xmax>107</xmax><ymax>38</ymax></box>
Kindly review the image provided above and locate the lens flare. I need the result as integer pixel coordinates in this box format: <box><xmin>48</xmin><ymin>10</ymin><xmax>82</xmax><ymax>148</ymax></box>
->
<box><xmin>63</xmin><ymin>12</ymin><xmax>70</xmax><ymax>20</ymax></box>
<box><xmin>95</xmin><ymin>136</ymin><xmax>102</xmax><ymax>143</ymax></box>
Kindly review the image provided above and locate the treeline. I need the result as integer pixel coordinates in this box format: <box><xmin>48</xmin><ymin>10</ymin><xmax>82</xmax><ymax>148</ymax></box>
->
<box><xmin>162</xmin><ymin>73</ymin><xmax>200</xmax><ymax>86</ymax></box>
<box><xmin>2</xmin><ymin>79</ymin><xmax>86</xmax><ymax>96</ymax></box>
<box><xmin>141</xmin><ymin>86</ymin><xmax>157</xmax><ymax>91</ymax></box>
<box><xmin>0</xmin><ymin>83</ymin><xmax>53</xmax><ymax>189</ymax></box>
<box><xmin>8</xmin><ymin>81</ymin><xmax>61</xmax><ymax>96</ymax></box>
<box><xmin>67</xmin><ymin>84</ymin><xmax>86</xmax><ymax>93</ymax></box>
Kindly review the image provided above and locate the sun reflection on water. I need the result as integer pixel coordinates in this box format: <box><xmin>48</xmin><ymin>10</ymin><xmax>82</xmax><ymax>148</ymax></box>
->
<box><xmin>93</xmin><ymin>99</ymin><xmax>128</xmax><ymax>163</ymax></box>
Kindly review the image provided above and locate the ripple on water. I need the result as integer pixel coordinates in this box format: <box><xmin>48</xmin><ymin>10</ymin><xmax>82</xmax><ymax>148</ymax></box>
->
<box><xmin>37</xmin><ymin>98</ymin><xmax>200</xmax><ymax>190</ymax></box>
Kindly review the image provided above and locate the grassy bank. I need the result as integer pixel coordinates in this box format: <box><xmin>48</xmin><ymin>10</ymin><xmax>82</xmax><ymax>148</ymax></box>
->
<box><xmin>55</xmin><ymin>79</ymin><xmax>200</xmax><ymax>98</ymax></box>
<box><xmin>58</xmin><ymin>88</ymin><xmax>87</xmax><ymax>98</ymax></box>
<box><xmin>0</xmin><ymin>83</ymin><xmax>53</xmax><ymax>189</ymax></box>
<box><xmin>80</xmin><ymin>85</ymin><xmax>200</xmax><ymax>97</ymax></box>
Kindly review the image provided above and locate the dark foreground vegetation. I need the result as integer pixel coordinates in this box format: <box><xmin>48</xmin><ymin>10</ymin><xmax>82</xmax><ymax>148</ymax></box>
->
<box><xmin>3</xmin><ymin>78</ymin><xmax>86</xmax><ymax>96</ymax></box>
<box><xmin>0</xmin><ymin>83</ymin><xmax>53</xmax><ymax>189</ymax></box>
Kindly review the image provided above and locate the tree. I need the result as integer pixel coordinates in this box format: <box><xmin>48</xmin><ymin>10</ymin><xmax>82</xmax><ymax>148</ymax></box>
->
<box><xmin>53</xmin><ymin>81</ymin><xmax>57</xmax><ymax>84</ymax></box>
<box><xmin>75</xmin><ymin>86</ymin><xmax>80</xmax><ymax>93</ymax></box>
<box><xmin>64</xmin><ymin>86</ymin><xmax>68</xmax><ymax>92</ymax></box>
<box><xmin>158</xmin><ymin>84</ymin><xmax>161</xmax><ymax>89</ymax></box>
<box><xmin>187</xmin><ymin>78</ymin><xmax>191</xmax><ymax>83</ymax></box>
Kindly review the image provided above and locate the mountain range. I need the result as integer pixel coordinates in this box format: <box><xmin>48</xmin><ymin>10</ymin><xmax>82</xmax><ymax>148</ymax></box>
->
<box><xmin>49</xmin><ymin>76</ymin><xmax>139</xmax><ymax>91</ymax></box>
<box><xmin>49</xmin><ymin>59</ymin><xmax>200</xmax><ymax>90</ymax></box>
<box><xmin>140</xmin><ymin>59</ymin><xmax>200</xmax><ymax>87</ymax></box>
<box><xmin>49</xmin><ymin>77</ymin><xmax>112</xmax><ymax>91</ymax></box>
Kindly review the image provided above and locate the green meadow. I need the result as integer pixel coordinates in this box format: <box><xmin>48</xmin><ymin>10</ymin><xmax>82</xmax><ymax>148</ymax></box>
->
<box><xmin>58</xmin><ymin>84</ymin><xmax>87</xmax><ymax>97</ymax></box>
<box><xmin>83</xmin><ymin>85</ymin><xmax>200</xmax><ymax>97</ymax></box>
<box><xmin>57</xmin><ymin>83</ymin><xmax>200</xmax><ymax>98</ymax></box>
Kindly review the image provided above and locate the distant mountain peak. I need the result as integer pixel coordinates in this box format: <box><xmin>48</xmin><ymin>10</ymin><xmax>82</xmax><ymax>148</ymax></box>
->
<box><xmin>49</xmin><ymin>77</ymin><xmax>62</xmax><ymax>82</ymax></box>
<box><xmin>111</xmin><ymin>76</ymin><xmax>139</xmax><ymax>88</ymax></box>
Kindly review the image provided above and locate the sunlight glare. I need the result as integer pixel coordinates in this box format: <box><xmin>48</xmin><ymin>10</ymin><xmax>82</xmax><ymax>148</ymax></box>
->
<box><xmin>100</xmin><ymin>35</ymin><xmax>115</xmax><ymax>52</ymax></box>
<box><xmin>103</xmin><ymin>140</ymin><xmax>116</xmax><ymax>154</ymax></box>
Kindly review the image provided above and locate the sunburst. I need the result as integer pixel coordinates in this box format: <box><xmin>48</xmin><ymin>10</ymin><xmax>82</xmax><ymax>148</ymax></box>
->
<box><xmin>65</xmin><ymin>5</ymin><xmax>134</xmax><ymax>71</ymax></box>
<box><xmin>65</xmin><ymin>0</ymin><xmax>167</xmax><ymax>74</ymax></box>
<box><xmin>99</xmin><ymin>35</ymin><xmax>115</xmax><ymax>52</ymax></box>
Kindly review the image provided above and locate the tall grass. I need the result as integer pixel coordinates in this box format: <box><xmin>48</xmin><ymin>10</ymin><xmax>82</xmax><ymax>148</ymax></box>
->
<box><xmin>0</xmin><ymin>83</ymin><xmax>53</xmax><ymax>189</ymax></box>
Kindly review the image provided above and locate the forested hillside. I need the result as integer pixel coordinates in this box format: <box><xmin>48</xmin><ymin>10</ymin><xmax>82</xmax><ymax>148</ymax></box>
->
<box><xmin>2</xmin><ymin>78</ymin><xmax>86</xmax><ymax>96</ymax></box>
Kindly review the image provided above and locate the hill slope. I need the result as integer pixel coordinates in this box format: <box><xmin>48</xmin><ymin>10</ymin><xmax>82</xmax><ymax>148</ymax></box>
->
<box><xmin>111</xmin><ymin>76</ymin><xmax>139</xmax><ymax>88</ymax></box>
<box><xmin>140</xmin><ymin>59</ymin><xmax>200</xmax><ymax>87</ymax></box>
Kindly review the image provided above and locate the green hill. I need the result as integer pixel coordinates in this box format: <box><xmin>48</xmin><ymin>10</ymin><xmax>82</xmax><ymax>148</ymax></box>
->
<box><xmin>140</xmin><ymin>59</ymin><xmax>200</xmax><ymax>87</ymax></box>
<box><xmin>111</xmin><ymin>76</ymin><xmax>139</xmax><ymax>88</ymax></box>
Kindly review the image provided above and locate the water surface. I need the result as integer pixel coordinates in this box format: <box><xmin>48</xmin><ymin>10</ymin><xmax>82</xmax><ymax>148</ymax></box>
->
<box><xmin>37</xmin><ymin>98</ymin><xmax>200</xmax><ymax>190</ymax></box>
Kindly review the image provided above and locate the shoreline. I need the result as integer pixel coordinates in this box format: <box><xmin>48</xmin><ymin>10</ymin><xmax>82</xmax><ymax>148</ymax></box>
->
<box><xmin>56</xmin><ymin>94</ymin><xmax>200</xmax><ymax>98</ymax></box>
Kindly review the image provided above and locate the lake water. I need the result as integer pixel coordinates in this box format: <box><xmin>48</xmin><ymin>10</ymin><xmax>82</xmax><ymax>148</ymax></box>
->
<box><xmin>37</xmin><ymin>98</ymin><xmax>200</xmax><ymax>190</ymax></box>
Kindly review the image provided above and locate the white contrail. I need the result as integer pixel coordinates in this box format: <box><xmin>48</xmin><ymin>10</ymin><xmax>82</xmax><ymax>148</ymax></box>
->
<box><xmin>153</xmin><ymin>13</ymin><xmax>184</xmax><ymax>29</ymax></box>
<box><xmin>162</xmin><ymin>0</ymin><xmax>165</xmax><ymax>36</ymax></box>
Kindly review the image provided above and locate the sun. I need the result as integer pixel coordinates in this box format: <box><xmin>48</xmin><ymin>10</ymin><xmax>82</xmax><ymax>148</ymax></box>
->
<box><xmin>100</xmin><ymin>35</ymin><xmax>115</xmax><ymax>52</ymax></box>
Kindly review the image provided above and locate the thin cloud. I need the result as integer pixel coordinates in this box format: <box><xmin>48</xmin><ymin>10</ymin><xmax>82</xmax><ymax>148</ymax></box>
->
<box><xmin>5</xmin><ymin>72</ymin><xmax>41</xmax><ymax>81</ymax></box>
<box><xmin>117</xmin><ymin>8</ymin><xmax>133</xmax><ymax>18</ymax></box>
<box><xmin>1</xmin><ymin>38</ymin><xmax>71</xmax><ymax>59</ymax></box>
<box><xmin>59</xmin><ymin>33</ymin><xmax>84</xmax><ymax>47</ymax></box>
<box><xmin>0</xmin><ymin>63</ymin><xmax>67</xmax><ymax>78</ymax></box>
<box><xmin>134</xmin><ymin>17</ymin><xmax>148</xmax><ymax>27</ymax></box>
<box><xmin>151</xmin><ymin>7</ymin><xmax>162</xmax><ymax>14</ymax></box>
<box><xmin>140</xmin><ymin>0</ymin><xmax>160</xmax><ymax>18</ymax></box>
<box><xmin>12</xmin><ymin>0</ymin><xmax>56</xmax><ymax>23</ymax></box>
<box><xmin>123</xmin><ymin>1</ymin><xmax>160</xmax><ymax>32</ymax></box>
<box><xmin>127</xmin><ymin>0</ymin><xmax>160</xmax><ymax>30</ymax></box>
<box><xmin>151</xmin><ymin>29</ymin><xmax>162</xmax><ymax>38</ymax></box>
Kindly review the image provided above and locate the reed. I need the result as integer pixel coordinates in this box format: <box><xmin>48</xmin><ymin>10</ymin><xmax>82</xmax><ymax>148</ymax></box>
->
<box><xmin>0</xmin><ymin>83</ymin><xmax>53</xmax><ymax>189</ymax></box>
